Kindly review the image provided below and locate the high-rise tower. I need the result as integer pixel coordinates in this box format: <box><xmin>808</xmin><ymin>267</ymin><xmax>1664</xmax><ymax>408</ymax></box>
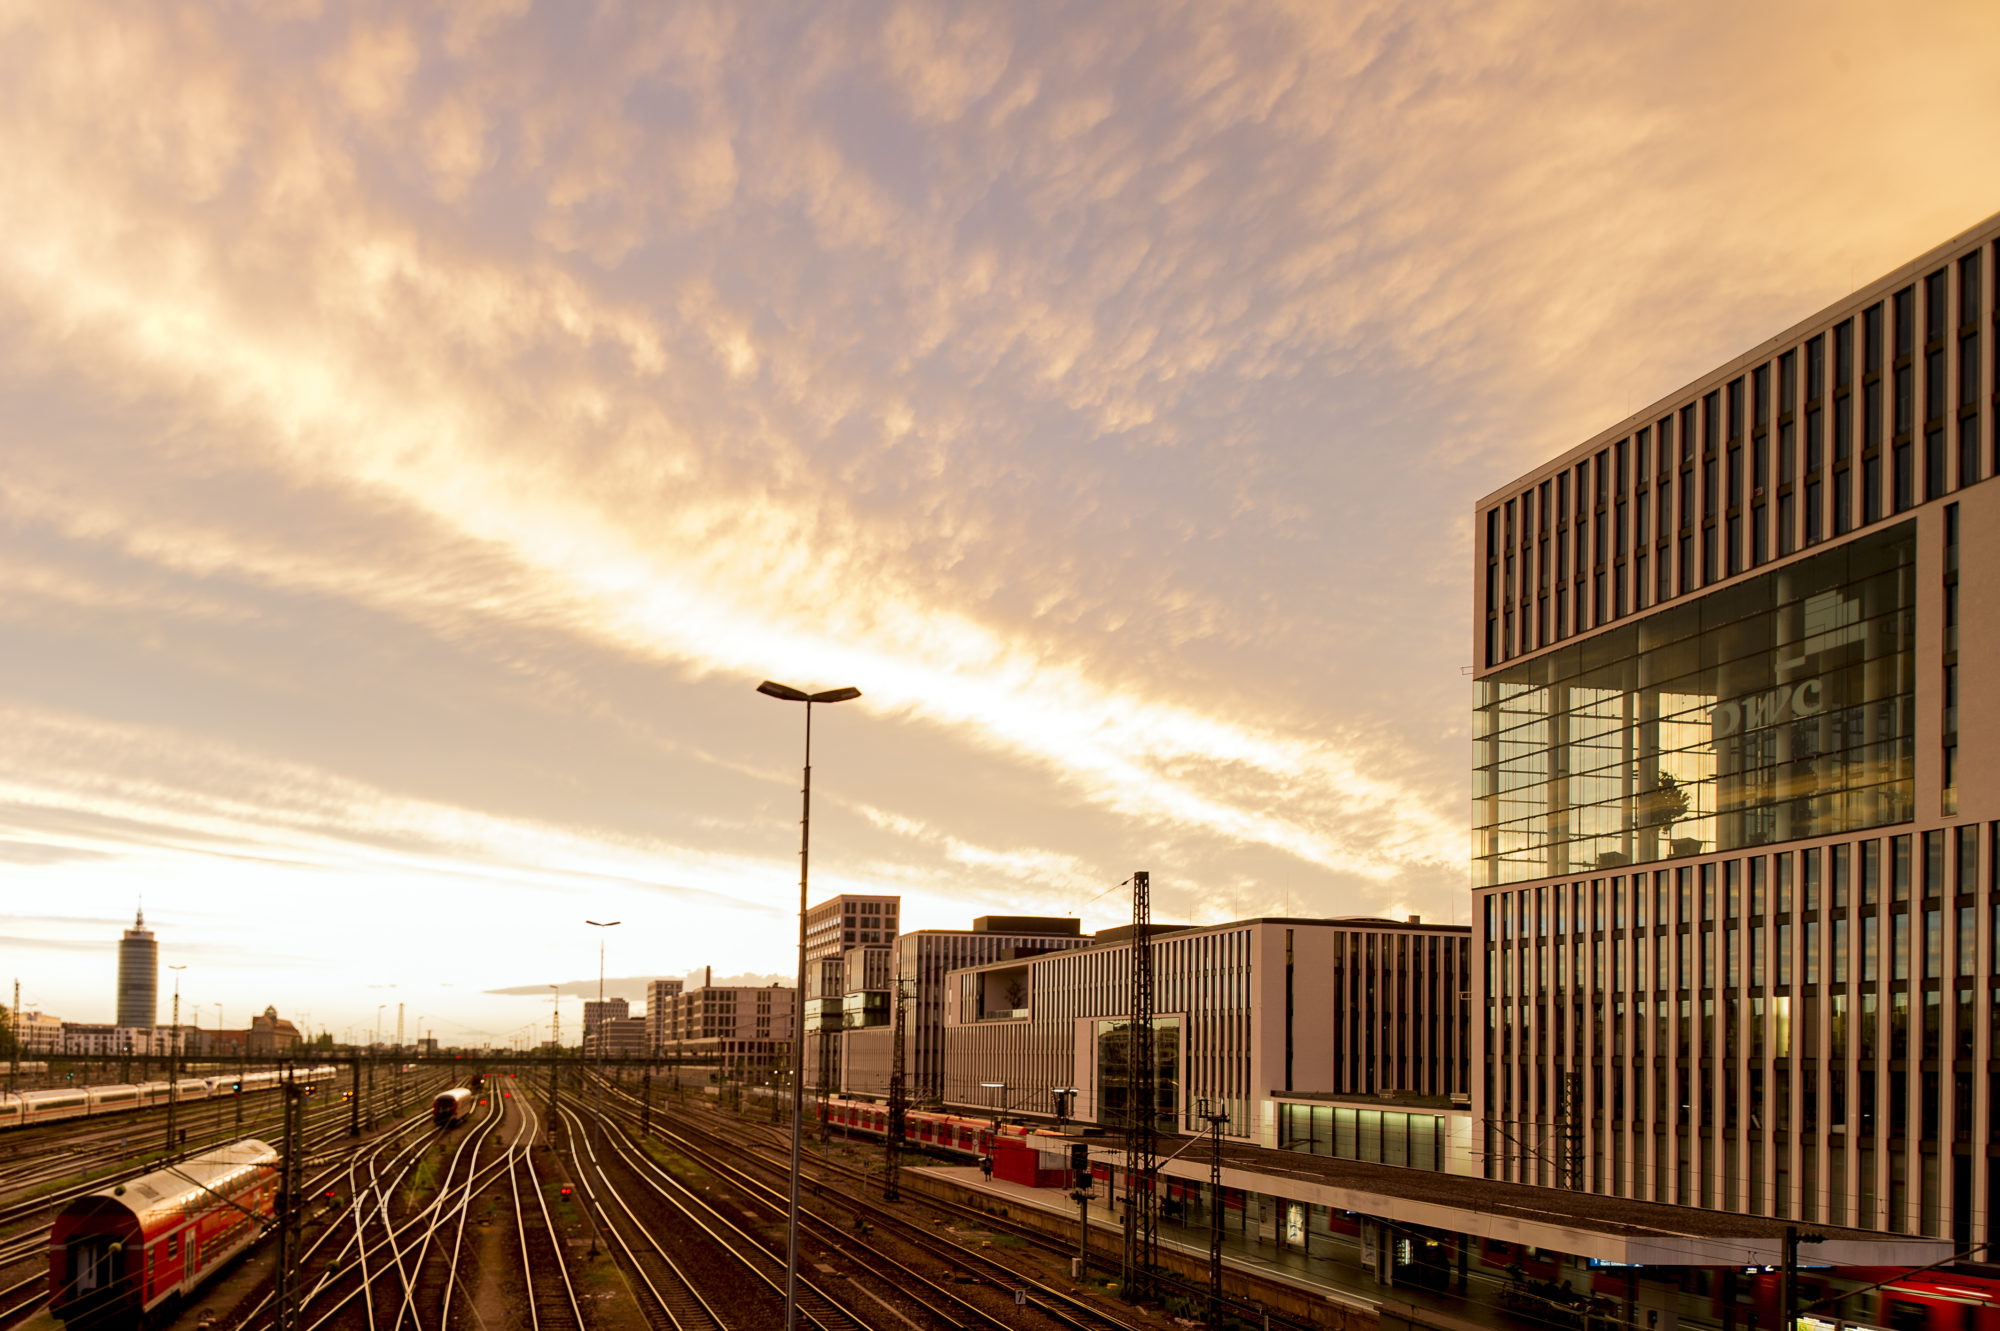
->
<box><xmin>116</xmin><ymin>907</ymin><xmax>157</xmax><ymax>1029</ymax></box>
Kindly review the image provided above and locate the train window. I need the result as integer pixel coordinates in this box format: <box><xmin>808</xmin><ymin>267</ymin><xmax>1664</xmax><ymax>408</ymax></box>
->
<box><xmin>1887</xmin><ymin>1301</ymin><xmax>1927</xmax><ymax>1331</ymax></box>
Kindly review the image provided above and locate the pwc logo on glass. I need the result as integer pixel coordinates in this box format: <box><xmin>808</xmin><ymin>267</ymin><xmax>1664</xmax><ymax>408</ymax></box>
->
<box><xmin>1709</xmin><ymin>678</ymin><xmax>1824</xmax><ymax>738</ymax></box>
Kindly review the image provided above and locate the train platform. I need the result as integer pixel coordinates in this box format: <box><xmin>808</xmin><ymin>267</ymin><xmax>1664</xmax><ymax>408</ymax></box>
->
<box><xmin>914</xmin><ymin>1162</ymin><xmax>1384</xmax><ymax>1312</ymax></box>
<box><xmin>908</xmin><ymin>1142</ymin><xmax>1955</xmax><ymax>1331</ymax></box>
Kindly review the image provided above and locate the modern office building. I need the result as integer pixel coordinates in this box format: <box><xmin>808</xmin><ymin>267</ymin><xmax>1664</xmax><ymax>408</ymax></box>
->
<box><xmin>581</xmin><ymin>997</ymin><xmax>628</xmax><ymax>1046</ymax></box>
<box><xmin>116</xmin><ymin>907</ymin><xmax>157</xmax><ymax>1029</ymax></box>
<box><xmin>59</xmin><ymin>1023</ymin><xmax>144</xmax><ymax>1058</ymax></box>
<box><xmin>653</xmin><ymin>978</ymin><xmax>795</xmax><ymax>1073</ymax></box>
<box><xmin>13</xmin><ymin>1011</ymin><xmax>63</xmax><ymax>1055</ymax></box>
<box><xmin>583</xmin><ymin>1016</ymin><xmax>647</xmax><ymax>1058</ymax></box>
<box><xmin>1472</xmin><ymin>212</ymin><xmax>2000</xmax><ymax>1247</ymax></box>
<box><xmin>941</xmin><ymin>915</ymin><xmax>1471</xmax><ymax>1143</ymax></box>
<box><xmin>804</xmin><ymin>893</ymin><xmax>900</xmax><ymax>963</ymax></box>
<box><xmin>895</xmin><ymin>916</ymin><xmax>1092</xmax><ymax>1099</ymax></box>
<box><xmin>805</xmin><ymin>943</ymin><xmax>894</xmax><ymax>1091</ymax></box>
<box><xmin>643</xmin><ymin>979</ymin><xmax>684</xmax><ymax>1054</ymax></box>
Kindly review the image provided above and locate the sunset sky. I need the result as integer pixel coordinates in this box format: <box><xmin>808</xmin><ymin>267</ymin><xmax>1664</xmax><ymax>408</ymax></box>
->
<box><xmin>4</xmin><ymin>1</ymin><xmax>1998</xmax><ymax>1047</ymax></box>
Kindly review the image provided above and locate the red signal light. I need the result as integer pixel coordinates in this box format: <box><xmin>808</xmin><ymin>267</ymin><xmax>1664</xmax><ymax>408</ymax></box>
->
<box><xmin>559</xmin><ymin>1184</ymin><xmax>572</xmax><ymax>1198</ymax></box>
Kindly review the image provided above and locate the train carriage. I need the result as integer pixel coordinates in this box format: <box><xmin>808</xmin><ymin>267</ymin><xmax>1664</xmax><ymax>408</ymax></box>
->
<box><xmin>49</xmin><ymin>1138</ymin><xmax>279</xmax><ymax>1326</ymax></box>
<box><xmin>433</xmin><ymin>1088</ymin><xmax>474</xmax><ymax>1128</ymax></box>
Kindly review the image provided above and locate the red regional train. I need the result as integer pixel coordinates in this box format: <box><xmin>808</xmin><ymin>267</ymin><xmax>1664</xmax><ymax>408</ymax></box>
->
<box><xmin>819</xmin><ymin>1095</ymin><xmax>1028</xmax><ymax>1156</ymax></box>
<box><xmin>1734</xmin><ymin>1266</ymin><xmax>2000</xmax><ymax>1331</ymax></box>
<box><xmin>49</xmin><ymin>1138</ymin><xmax>279</xmax><ymax>1326</ymax></box>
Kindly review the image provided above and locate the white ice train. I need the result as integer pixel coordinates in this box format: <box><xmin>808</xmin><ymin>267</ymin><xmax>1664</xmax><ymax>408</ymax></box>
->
<box><xmin>0</xmin><ymin>1067</ymin><xmax>342</xmax><ymax>1130</ymax></box>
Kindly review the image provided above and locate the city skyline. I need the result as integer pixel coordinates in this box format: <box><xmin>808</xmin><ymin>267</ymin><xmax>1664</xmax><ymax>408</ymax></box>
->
<box><xmin>4</xmin><ymin>1</ymin><xmax>1998</xmax><ymax>1040</ymax></box>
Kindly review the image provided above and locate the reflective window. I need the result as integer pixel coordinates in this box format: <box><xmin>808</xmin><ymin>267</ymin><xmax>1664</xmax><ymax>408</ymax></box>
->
<box><xmin>1473</xmin><ymin>522</ymin><xmax>1916</xmax><ymax>887</ymax></box>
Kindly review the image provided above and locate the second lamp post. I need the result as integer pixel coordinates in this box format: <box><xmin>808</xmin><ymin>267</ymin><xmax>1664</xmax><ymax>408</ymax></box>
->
<box><xmin>757</xmin><ymin>679</ymin><xmax>860</xmax><ymax>1331</ymax></box>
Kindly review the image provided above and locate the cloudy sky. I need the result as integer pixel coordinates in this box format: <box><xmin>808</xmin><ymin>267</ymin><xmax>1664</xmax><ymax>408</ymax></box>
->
<box><xmin>4</xmin><ymin>0</ymin><xmax>1997</xmax><ymax>1046</ymax></box>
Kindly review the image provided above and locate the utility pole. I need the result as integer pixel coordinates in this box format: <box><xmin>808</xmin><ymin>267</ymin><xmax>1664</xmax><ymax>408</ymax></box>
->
<box><xmin>9</xmin><ymin>979</ymin><xmax>19</xmax><ymax>1097</ymax></box>
<box><xmin>1199</xmin><ymin>1099</ymin><xmax>1229</xmax><ymax>1327</ymax></box>
<box><xmin>1557</xmin><ymin>1070</ymin><xmax>1583</xmax><ymax>1190</ymax></box>
<box><xmin>1122</xmin><ymin>870</ymin><xmax>1157</xmax><ymax>1304</ymax></box>
<box><xmin>884</xmin><ymin>978</ymin><xmax>909</xmax><ymax>1201</ymax></box>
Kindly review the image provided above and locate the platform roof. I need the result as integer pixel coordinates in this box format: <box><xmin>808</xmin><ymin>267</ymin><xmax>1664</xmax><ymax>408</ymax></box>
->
<box><xmin>1075</xmin><ymin>1135</ymin><xmax>1952</xmax><ymax>1269</ymax></box>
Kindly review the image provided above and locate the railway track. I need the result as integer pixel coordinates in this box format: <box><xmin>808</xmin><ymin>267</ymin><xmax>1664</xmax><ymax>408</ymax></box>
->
<box><xmin>587</xmin><ymin>1089</ymin><xmax>1128</xmax><ymax>1331</ymax></box>
<box><xmin>261</xmin><ymin>1085</ymin><xmax>512</xmax><ymax>1331</ymax></box>
<box><xmin>554</xmin><ymin>1099</ymin><xmax>745</xmax><ymax>1331</ymax></box>
<box><xmin>507</xmin><ymin>1093</ymin><xmax>583</xmax><ymax>1331</ymax></box>
<box><xmin>0</xmin><ymin>1073</ymin><xmax>454</xmax><ymax>1331</ymax></box>
<box><xmin>588</xmin><ymin>1073</ymin><xmax>1342</xmax><ymax>1331</ymax></box>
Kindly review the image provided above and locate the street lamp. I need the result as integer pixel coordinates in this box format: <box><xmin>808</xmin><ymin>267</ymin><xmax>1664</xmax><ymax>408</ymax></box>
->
<box><xmin>585</xmin><ymin>921</ymin><xmax>619</xmax><ymax>1152</ymax></box>
<box><xmin>757</xmin><ymin>678</ymin><xmax>861</xmax><ymax>1331</ymax></box>
<box><xmin>585</xmin><ymin>921</ymin><xmax>619</xmax><ymax>1260</ymax></box>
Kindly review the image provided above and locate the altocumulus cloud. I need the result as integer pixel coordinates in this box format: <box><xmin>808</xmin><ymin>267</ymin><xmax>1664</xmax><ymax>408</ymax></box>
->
<box><xmin>0</xmin><ymin>0</ymin><xmax>1996</xmax><ymax>1029</ymax></box>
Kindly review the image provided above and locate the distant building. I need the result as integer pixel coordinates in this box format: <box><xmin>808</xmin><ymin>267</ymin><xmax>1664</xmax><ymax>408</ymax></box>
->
<box><xmin>895</xmin><ymin>916</ymin><xmax>1092</xmax><ymax>1099</ymax></box>
<box><xmin>14</xmin><ymin>1011</ymin><xmax>63</xmax><ymax>1055</ymax></box>
<box><xmin>582</xmin><ymin>997</ymin><xmax>629</xmax><ymax>1046</ymax></box>
<box><xmin>583</xmin><ymin>1016</ymin><xmax>647</xmax><ymax>1058</ymax></box>
<box><xmin>247</xmin><ymin>1006</ymin><xmax>300</xmax><ymax>1057</ymax></box>
<box><xmin>194</xmin><ymin>1028</ymin><xmax>249</xmax><ymax>1059</ymax></box>
<box><xmin>940</xmin><ymin>915</ymin><xmax>1471</xmax><ymax>1142</ymax></box>
<box><xmin>117</xmin><ymin>907</ymin><xmax>157</xmax><ymax>1029</ymax></box>
<box><xmin>655</xmin><ymin>972</ymin><xmax>795</xmax><ymax>1074</ymax></box>
<box><xmin>61</xmin><ymin>1023</ymin><xmax>144</xmax><ymax>1057</ymax></box>
<box><xmin>642</xmin><ymin>979</ymin><xmax>685</xmax><ymax>1052</ymax></box>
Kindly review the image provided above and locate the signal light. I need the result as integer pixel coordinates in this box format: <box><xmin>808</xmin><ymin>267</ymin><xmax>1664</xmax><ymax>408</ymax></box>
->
<box><xmin>559</xmin><ymin>1185</ymin><xmax>572</xmax><ymax>1198</ymax></box>
<box><xmin>323</xmin><ymin>1188</ymin><xmax>337</xmax><ymax>1202</ymax></box>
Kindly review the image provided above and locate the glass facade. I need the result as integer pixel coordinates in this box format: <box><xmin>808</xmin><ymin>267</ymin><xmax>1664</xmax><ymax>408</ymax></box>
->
<box><xmin>1095</xmin><ymin>1015</ymin><xmax>1180</xmax><ymax>1130</ymax></box>
<box><xmin>1277</xmin><ymin>1102</ymin><xmax>1449</xmax><ymax>1172</ymax></box>
<box><xmin>1475</xmin><ymin>522</ymin><xmax>1915</xmax><ymax>887</ymax></box>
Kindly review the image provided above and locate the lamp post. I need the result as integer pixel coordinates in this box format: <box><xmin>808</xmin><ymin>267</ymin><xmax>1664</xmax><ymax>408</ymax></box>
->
<box><xmin>586</xmin><ymin>921</ymin><xmax>620</xmax><ymax>1161</ymax></box>
<box><xmin>547</xmin><ymin>984</ymin><xmax>562</xmax><ymax>1138</ymax></box>
<box><xmin>757</xmin><ymin>678</ymin><xmax>861</xmax><ymax>1331</ymax></box>
<box><xmin>584</xmin><ymin>922</ymin><xmax>619</xmax><ymax>1261</ymax></box>
<box><xmin>166</xmin><ymin>965</ymin><xmax>186</xmax><ymax>1155</ymax></box>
